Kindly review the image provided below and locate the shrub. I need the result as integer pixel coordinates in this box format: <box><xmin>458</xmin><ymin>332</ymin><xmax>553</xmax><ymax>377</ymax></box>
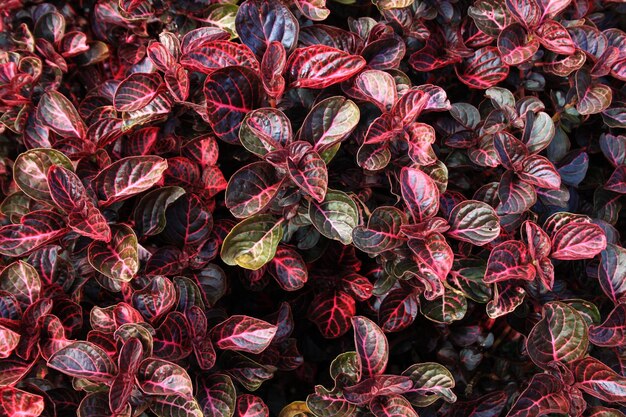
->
<box><xmin>0</xmin><ymin>0</ymin><xmax>625</xmax><ymax>416</ymax></box>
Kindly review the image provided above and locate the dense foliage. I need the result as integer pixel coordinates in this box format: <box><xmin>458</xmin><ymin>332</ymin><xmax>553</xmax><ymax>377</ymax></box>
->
<box><xmin>0</xmin><ymin>0</ymin><xmax>625</xmax><ymax>416</ymax></box>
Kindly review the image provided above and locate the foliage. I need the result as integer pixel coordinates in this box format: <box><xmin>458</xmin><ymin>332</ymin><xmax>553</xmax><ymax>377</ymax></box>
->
<box><xmin>0</xmin><ymin>0</ymin><xmax>625</xmax><ymax>416</ymax></box>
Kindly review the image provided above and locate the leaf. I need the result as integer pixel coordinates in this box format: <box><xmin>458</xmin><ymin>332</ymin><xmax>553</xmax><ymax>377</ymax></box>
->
<box><xmin>309</xmin><ymin>189</ymin><xmax>359</xmax><ymax>245</ymax></box>
<box><xmin>0</xmin><ymin>387</ymin><xmax>45</xmax><ymax>417</ymax></box>
<box><xmin>269</xmin><ymin>246</ymin><xmax>308</xmax><ymax>291</ymax></box>
<box><xmin>161</xmin><ymin>194</ymin><xmax>213</xmax><ymax>247</ymax></box>
<box><xmin>306</xmin><ymin>387</ymin><xmax>356</xmax><ymax>417</ymax></box>
<box><xmin>421</xmin><ymin>292</ymin><xmax>468</xmax><ymax>324</ymax></box>
<box><xmin>569</xmin><ymin>356</ymin><xmax>626</xmax><ymax>403</ymax></box>
<box><xmin>138</xmin><ymin>358</ymin><xmax>193</xmax><ymax>397</ymax></box>
<box><xmin>598</xmin><ymin>244</ymin><xmax>626</xmax><ymax>303</ymax></box>
<box><xmin>221</xmin><ymin>215</ymin><xmax>283</xmax><ymax>270</ymax></box>
<box><xmin>287</xmin><ymin>149</ymin><xmax>328</xmax><ymax>202</ymax></box>
<box><xmin>402</xmin><ymin>362</ymin><xmax>456</xmax><ymax>407</ymax></box>
<box><xmin>294</xmin><ymin>0</ymin><xmax>329</xmax><ymax>20</ymax></box>
<box><xmin>296</xmin><ymin>96</ymin><xmax>360</xmax><ymax>150</ymax></box>
<box><xmin>536</xmin><ymin>20</ymin><xmax>576</xmax><ymax>54</ymax></box>
<box><xmin>0</xmin><ymin>325</ymin><xmax>19</xmax><ymax>359</ymax></box>
<box><xmin>456</xmin><ymin>47</ymin><xmax>510</xmax><ymax>89</ymax></box>
<box><xmin>468</xmin><ymin>0</ymin><xmax>513</xmax><ymax>36</ymax></box>
<box><xmin>211</xmin><ymin>315</ymin><xmax>277</xmax><ymax>354</ymax></box>
<box><xmin>240</xmin><ymin>108</ymin><xmax>292</xmax><ymax>157</ymax></box>
<box><xmin>14</xmin><ymin>148</ymin><xmax>73</xmax><ymax>201</ymax></box>
<box><xmin>373</xmin><ymin>0</ymin><xmax>414</xmax><ymax>10</ymax></box>
<box><xmin>447</xmin><ymin>200</ymin><xmax>500</xmax><ymax>246</ymax></box>
<box><xmin>36</xmin><ymin>91</ymin><xmax>86</xmax><ymax>138</ymax></box>
<box><xmin>134</xmin><ymin>186</ymin><xmax>186</xmax><ymax>237</ymax></box>
<box><xmin>537</xmin><ymin>0</ymin><xmax>572</xmax><ymax>18</ymax></box>
<box><xmin>354</xmin><ymin>70</ymin><xmax>397</xmax><ymax>112</ymax></box>
<box><xmin>132</xmin><ymin>276</ymin><xmax>177</xmax><ymax>322</ymax></box>
<box><xmin>113</xmin><ymin>73</ymin><xmax>162</xmax><ymax>112</ymax></box>
<box><xmin>409</xmin><ymin>232</ymin><xmax>454</xmax><ymax>282</ymax></box>
<box><xmin>235</xmin><ymin>0</ymin><xmax>299</xmax><ymax>59</ymax></box>
<box><xmin>550</xmin><ymin>222</ymin><xmax>607</xmax><ymax>260</ymax></box>
<box><xmin>0</xmin><ymin>210</ymin><xmax>66</xmax><ymax>257</ymax></box>
<box><xmin>88</xmin><ymin>225</ymin><xmax>138</xmax><ymax>283</ymax></box>
<box><xmin>343</xmin><ymin>376</ymin><xmax>413</xmax><ymax>405</ymax></box>
<box><xmin>589</xmin><ymin>303</ymin><xmax>626</xmax><ymax>347</ymax></box>
<box><xmin>0</xmin><ymin>261</ymin><xmax>41</xmax><ymax>310</ymax></box>
<box><xmin>400</xmin><ymin>167</ymin><xmax>440</xmax><ymax>223</ymax></box>
<box><xmin>180</xmin><ymin>41</ymin><xmax>259</xmax><ymax>74</ymax></box>
<box><xmin>526</xmin><ymin>301</ymin><xmax>589</xmax><ymax>368</ymax></box>
<box><xmin>204</xmin><ymin>66</ymin><xmax>263</xmax><ymax>145</ymax></box>
<box><xmin>494</xmin><ymin>131</ymin><xmax>528</xmax><ymax>171</ymax></box>
<box><xmin>47</xmin><ymin>341</ymin><xmax>117</xmax><ymax>382</ymax></box>
<box><xmin>446</xmin><ymin>391</ymin><xmax>507</xmax><ymax>417</ymax></box>
<box><xmin>352</xmin><ymin>316</ymin><xmax>388</xmax><ymax>378</ymax></box>
<box><xmin>485</xmin><ymin>240</ymin><xmax>536</xmax><ymax>283</ymax></box>
<box><xmin>226</xmin><ymin>162</ymin><xmax>283</xmax><ymax>218</ymax></box>
<box><xmin>197</xmin><ymin>374</ymin><xmax>237</xmax><ymax>417</ymax></box>
<box><xmin>576</xmin><ymin>71</ymin><xmax>613</xmax><ymax>115</ymax></box>
<box><xmin>94</xmin><ymin>156</ymin><xmax>168</xmax><ymax>206</ymax></box>
<box><xmin>506</xmin><ymin>373</ymin><xmax>570</xmax><ymax>417</ymax></box>
<box><xmin>378</xmin><ymin>287</ymin><xmax>419</xmax><ymax>333</ymax></box>
<box><xmin>353</xmin><ymin>206</ymin><xmax>406</xmax><ymax>255</ymax></box>
<box><xmin>497</xmin><ymin>171</ymin><xmax>537</xmax><ymax>214</ymax></box>
<box><xmin>370</xmin><ymin>395</ymin><xmax>418</xmax><ymax>417</ymax></box>
<box><xmin>606</xmin><ymin>166</ymin><xmax>626</xmax><ymax>193</ymax></box>
<box><xmin>288</xmin><ymin>46</ymin><xmax>366</xmax><ymax>89</ymax></box>
<box><xmin>308</xmin><ymin>291</ymin><xmax>356</xmax><ymax>339</ymax></box>
<box><xmin>48</xmin><ymin>165</ymin><xmax>111</xmax><ymax>241</ymax></box>
<box><xmin>498</xmin><ymin>24</ymin><xmax>540</xmax><ymax>66</ymax></box>
<box><xmin>236</xmin><ymin>394</ymin><xmax>269</xmax><ymax>417</ymax></box>
<box><xmin>151</xmin><ymin>395</ymin><xmax>203</xmax><ymax>417</ymax></box>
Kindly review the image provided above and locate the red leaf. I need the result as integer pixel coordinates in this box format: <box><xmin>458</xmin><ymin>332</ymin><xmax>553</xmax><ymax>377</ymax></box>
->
<box><xmin>550</xmin><ymin>222</ymin><xmax>607</xmax><ymax>260</ymax></box>
<box><xmin>352</xmin><ymin>316</ymin><xmax>388</xmax><ymax>379</ymax></box>
<box><xmin>204</xmin><ymin>66</ymin><xmax>263</xmax><ymax>145</ymax></box>
<box><xmin>506</xmin><ymin>374</ymin><xmax>570</xmax><ymax>417</ymax></box>
<box><xmin>485</xmin><ymin>240</ymin><xmax>536</xmax><ymax>283</ymax></box>
<box><xmin>235</xmin><ymin>394</ymin><xmax>269</xmax><ymax>417</ymax></box>
<box><xmin>180</xmin><ymin>41</ymin><xmax>260</xmax><ymax>74</ymax></box>
<box><xmin>570</xmin><ymin>356</ymin><xmax>626</xmax><ymax>403</ymax></box>
<box><xmin>589</xmin><ymin>303</ymin><xmax>626</xmax><ymax>347</ymax></box>
<box><xmin>0</xmin><ymin>387</ymin><xmax>44</xmax><ymax>417</ymax></box>
<box><xmin>400</xmin><ymin>167</ymin><xmax>440</xmax><ymax>223</ymax></box>
<box><xmin>378</xmin><ymin>287</ymin><xmax>419</xmax><ymax>333</ymax></box>
<box><xmin>36</xmin><ymin>91</ymin><xmax>86</xmax><ymax>139</ymax></box>
<box><xmin>287</xmin><ymin>46</ymin><xmax>366</xmax><ymax>89</ymax></box>
<box><xmin>0</xmin><ymin>211</ymin><xmax>66</xmax><ymax>257</ymax></box>
<box><xmin>307</xmin><ymin>291</ymin><xmax>355</xmax><ymax>339</ymax></box>
<box><xmin>456</xmin><ymin>47</ymin><xmax>510</xmax><ymax>89</ymax></box>
<box><xmin>113</xmin><ymin>72</ymin><xmax>162</xmax><ymax>112</ymax></box>
<box><xmin>269</xmin><ymin>246</ymin><xmax>308</xmax><ymax>291</ymax></box>
<box><xmin>211</xmin><ymin>315</ymin><xmax>277</xmax><ymax>354</ymax></box>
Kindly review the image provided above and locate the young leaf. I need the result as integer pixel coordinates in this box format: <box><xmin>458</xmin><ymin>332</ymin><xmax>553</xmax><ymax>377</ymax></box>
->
<box><xmin>269</xmin><ymin>246</ymin><xmax>308</xmax><ymax>291</ymax></box>
<box><xmin>308</xmin><ymin>291</ymin><xmax>356</xmax><ymax>339</ymax></box>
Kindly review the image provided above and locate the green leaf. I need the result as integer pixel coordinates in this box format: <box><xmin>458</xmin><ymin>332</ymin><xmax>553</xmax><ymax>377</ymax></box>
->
<box><xmin>221</xmin><ymin>215</ymin><xmax>283</xmax><ymax>270</ymax></box>
<box><xmin>402</xmin><ymin>362</ymin><xmax>456</xmax><ymax>407</ymax></box>
<box><xmin>297</xmin><ymin>97</ymin><xmax>360</xmax><ymax>150</ymax></box>
<box><xmin>526</xmin><ymin>301</ymin><xmax>589</xmax><ymax>368</ymax></box>
<box><xmin>309</xmin><ymin>190</ymin><xmax>359</xmax><ymax>245</ymax></box>
<box><xmin>13</xmin><ymin>149</ymin><xmax>73</xmax><ymax>201</ymax></box>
